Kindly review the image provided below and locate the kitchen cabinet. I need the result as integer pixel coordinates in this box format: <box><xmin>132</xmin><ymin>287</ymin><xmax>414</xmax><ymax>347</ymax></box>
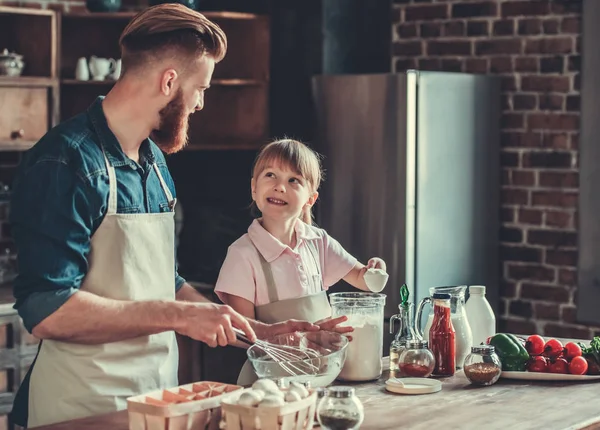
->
<box><xmin>0</xmin><ymin>287</ymin><xmax>39</xmax><ymax>430</ymax></box>
<box><xmin>59</xmin><ymin>11</ymin><xmax>270</xmax><ymax>151</ymax></box>
<box><xmin>0</xmin><ymin>7</ymin><xmax>270</xmax><ymax>152</ymax></box>
<box><xmin>0</xmin><ymin>7</ymin><xmax>59</xmax><ymax>152</ymax></box>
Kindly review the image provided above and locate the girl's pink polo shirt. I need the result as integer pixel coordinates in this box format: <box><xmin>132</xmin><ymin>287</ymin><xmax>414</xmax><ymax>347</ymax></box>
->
<box><xmin>214</xmin><ymin>219</ymin><xmax>357</xmax><ymax>306</ymax></box>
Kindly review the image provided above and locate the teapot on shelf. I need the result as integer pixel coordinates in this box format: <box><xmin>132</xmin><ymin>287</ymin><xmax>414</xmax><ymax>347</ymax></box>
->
<box><xmin>88</xmin><ymin>56</ymin><xmax>117</xmax><ymax>81</ymax></box>
<box><xmin>0</xmin><ymin>49</ymin><xmax>25</xmax><ymax>77</ymax></box>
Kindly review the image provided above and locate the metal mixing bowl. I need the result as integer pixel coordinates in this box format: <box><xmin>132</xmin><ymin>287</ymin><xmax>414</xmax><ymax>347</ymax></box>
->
<box><xmin>247</xmin><ymin>330</ymin><xmax>349</xmax><ymax>387</ymax></box>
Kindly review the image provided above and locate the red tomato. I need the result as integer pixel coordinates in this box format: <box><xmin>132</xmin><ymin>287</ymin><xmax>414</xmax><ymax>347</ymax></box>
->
<box><xmin>569</xmin><ymin>356</ymin><xmax>588</xmax><ymax>375</ymax></box>
<box><xmin>548</xmin><ymin>358</ymin><xmax>569</xmax><ymax>374</ymax></box>
<box><xmin>543</xmin><ymin>338</ymin><xmax>564</xmax><ymax>359</ymax></box>
<box><xmin>526</xmin><ymin>335</ymin><xmax>545</xmax><ymax>356</ymax></box>
<box><xmin>564</xmin><ymin>342</ymin><xmax>582</xmax><ymax>360</ymax></box>
<box><xmin>527</xmin><ymin>356</ymin><xmax>548</xmax><ymax>373</ymax></box>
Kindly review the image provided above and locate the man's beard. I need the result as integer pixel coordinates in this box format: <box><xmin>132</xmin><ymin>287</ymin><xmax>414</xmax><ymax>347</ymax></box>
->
<box><xmin>151</xmin><ymin>89</ymin><xmax>190</xmax><ymax>154</ymax></box>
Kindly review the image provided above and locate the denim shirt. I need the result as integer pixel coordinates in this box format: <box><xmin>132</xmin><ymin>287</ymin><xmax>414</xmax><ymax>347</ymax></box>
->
<box><xmin>10</xmin><ymin>96</ymin><xmax>186</xmax><ymax>333</ymax></box>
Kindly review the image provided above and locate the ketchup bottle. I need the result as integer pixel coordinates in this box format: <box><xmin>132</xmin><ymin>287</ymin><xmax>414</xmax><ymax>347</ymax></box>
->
<box><xmin>429</xmin><ymin>292</ymin><xmax>456</xmax><ymax>376</ymax></box>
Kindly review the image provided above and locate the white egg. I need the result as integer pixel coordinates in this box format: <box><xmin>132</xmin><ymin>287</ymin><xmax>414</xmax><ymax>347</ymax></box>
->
<box><xmin>237</xmin><ymin>389</ymin><xmax>264</xmax><ymax>407</ymax></box>
<box><xmin>252</xmin><ymin>379</ymin><xmax>280</xmax><ymax>394</ymax></box>
<box><xmin>258</xmin><ymin>394</ymin><xmax>285</xmax><ymax>408</ymax></box>
<box><xmin>284</xmin><ymin>390</ymin><xmax>302</xmax><ymax>403</ymax></box>
<box><xmin>288</xmin><ymin>381</ymin><xmax>309</xmax><ymax>399</ymax></box>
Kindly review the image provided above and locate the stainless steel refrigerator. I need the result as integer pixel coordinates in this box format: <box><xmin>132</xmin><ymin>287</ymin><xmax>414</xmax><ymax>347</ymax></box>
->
<box><xmin>311</xmin><ymin>71</ymin><xmax>501</xmax><ymax>336</ymax></box>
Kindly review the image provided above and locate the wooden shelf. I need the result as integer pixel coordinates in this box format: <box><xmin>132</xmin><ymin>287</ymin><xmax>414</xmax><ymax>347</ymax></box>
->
<box><xmin>0</xmin><ymin>5</ymin><xmax>55</xmax><ymax>16</ymax></box>
<box><xmin>62</xmin><ymin>11</ymin><xmax>139</xmax><ymax>19</ymax></box>
<box><xmin>61</xmin><ymin>79</ymin><xmax>117</xmax><ymax>85</ymax></box>
<box><xmin>61</xmin><ymin>78</ymin><xmax>265</xmax><ymax>86</ymax></box>
<box><xmin>62</xmin><ymin>10</ymin><xmax>264</xmax><ymax>20</ymax></box>
<box><xmin>0</xmin><ymin>76</ymin><xmax>57</xmax><ymax>87</ymax></box>
<box><xmin>211</xmin><ymin>78</ymin><xmax>265</xmax><ymax>86</ymax></box>
<box><xmin>183</xmin><ymin>141</ymin><xmax>263</xmax><ymax>151</ymax></box>
<box><xmin>0</xmin><ymin>140</ymin><xmax>36</xmax><ymax>151</ymax></box>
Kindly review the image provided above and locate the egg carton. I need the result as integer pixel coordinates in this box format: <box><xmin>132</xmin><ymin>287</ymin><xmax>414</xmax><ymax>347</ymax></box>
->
<box><xmin>127</xmin><ymin>381</ymin><xmax>244</xmax><ymax>430</ymax></box>
<box><xmin>220</xmin><ymin>389</ymin><xmax>317</xmax><ymax>430</ymax></box>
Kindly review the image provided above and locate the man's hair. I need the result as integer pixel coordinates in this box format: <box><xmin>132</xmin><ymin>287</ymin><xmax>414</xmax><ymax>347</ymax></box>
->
<box><xmin>119</xmin><ymin>4</ymin><xmax>227</xmax><ymax>75</ymax></box>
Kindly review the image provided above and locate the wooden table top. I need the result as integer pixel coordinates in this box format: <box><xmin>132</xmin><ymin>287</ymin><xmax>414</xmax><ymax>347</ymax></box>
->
<box><xmin>36</xmin><ymin>361</ymin><xmax>600</xmax><ymax>430</ymax></box>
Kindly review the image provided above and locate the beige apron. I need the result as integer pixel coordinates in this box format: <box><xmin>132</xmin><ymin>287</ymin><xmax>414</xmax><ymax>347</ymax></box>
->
<box><xmin>237</xmin><ymin>241</ymin><xmax>332</xmax><ymax>386</ymax></box>
<box><xmin>27</xmin><ymin>147</ymin><xmax>179</xmax><ymax>428</ymax></box>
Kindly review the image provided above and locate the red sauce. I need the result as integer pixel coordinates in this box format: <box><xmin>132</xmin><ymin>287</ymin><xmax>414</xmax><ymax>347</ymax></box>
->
<box><xmin>429</xmin><ymin>302</ymin><xmax>456</xmax><ymax>376</ymax></box>
<box><xmin>400</xmin><ymin>363</ymin><xmax>432</xmax><ymax>378</ymax></box>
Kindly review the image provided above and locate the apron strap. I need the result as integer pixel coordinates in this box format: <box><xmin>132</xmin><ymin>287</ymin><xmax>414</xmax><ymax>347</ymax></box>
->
<box><xmin>254</xmin><ymin>248</ymin><xmax>279</xmax><ymax>303</ymax></box>
<box><xmin>152</xmin><ymin>164</ymin><xmax>176</xmax><ymax>210</ymax></box>
<box><xmin>101</xmin><ymin>149</ymin><xmax>118</xmax><ymax>216</ymax></box>
<box><xmin>305</xmin><ymin>240</ymin><xmax>324</xmax><ymax>291</ymax></box>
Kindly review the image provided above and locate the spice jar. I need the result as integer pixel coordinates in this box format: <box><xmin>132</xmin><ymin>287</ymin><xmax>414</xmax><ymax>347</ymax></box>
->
<box><xmin>313</xmin><ymin>387</ymin><xmax>328</xmax><ymax>423</ymax></box>
<box><xmin>398</xmin><ymin>339</ymin><xmax>435</xmax><ymax>378</ymax></box>
<box><xmin>317</xmin><ymin>386</ymin><xmax>364</xmax><ymax>430</ymax></box>
<box><xmin>463</xmin><ymin>345</ymin><xmax>502</xmax><ymax>386</ymax></box>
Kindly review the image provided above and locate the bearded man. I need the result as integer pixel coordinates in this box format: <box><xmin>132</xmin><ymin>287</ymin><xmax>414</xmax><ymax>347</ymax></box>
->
<box><xmin>8</xmin><ymin>4</ymin><xmax>325</xmax><ymax>427</ymax></box>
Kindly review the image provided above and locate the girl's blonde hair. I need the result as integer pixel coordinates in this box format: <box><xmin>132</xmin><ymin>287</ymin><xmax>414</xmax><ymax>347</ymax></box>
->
<box><xmin>252</xmin><ymin>139</ymin><xmax>324</xmax><ymax>224</ymax></box>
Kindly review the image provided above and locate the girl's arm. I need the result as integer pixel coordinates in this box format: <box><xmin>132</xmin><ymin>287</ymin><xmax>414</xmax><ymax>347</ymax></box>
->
<box><xmin>220</xmin><ymin>293</ymin><xmax>256</xmax><ymax>320</ymax></box>
<box><xmin>342</xmin><ymin>258</ymin><xmax>387</xmax><ymax>291</ymax></box>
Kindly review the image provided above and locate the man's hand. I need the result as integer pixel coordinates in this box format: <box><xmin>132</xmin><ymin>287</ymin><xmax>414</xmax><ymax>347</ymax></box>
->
<box><xmin>176</xmin><ymin>302</ymin><xmax>256</xmax><ymax>347</ymax></box>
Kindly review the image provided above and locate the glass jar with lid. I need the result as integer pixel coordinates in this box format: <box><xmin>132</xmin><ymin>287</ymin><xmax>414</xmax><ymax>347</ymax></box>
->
<box><xmin>317</xmin><ymin>386</ymin><xmax>364</xmax><ymax>430</ymax></box>
<box><xmin>398</xmin><ymin>339</ymin><xmax>435</xmax><ymax>378</ymax></box>
<box><xmin>463</xmin><ymin>345</ymin><xmax>502</xmax><ymax>386</ymax></box>
<box><xmin>330</xmin><ymin>292</ymin><xmax>386</xmax><ymax>381</ymax></box>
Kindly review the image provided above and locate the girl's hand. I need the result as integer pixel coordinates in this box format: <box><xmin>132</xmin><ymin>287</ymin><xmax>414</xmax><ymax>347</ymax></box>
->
<box><xmin>367</xmin><ymin>257</ymin><xmax>386</xmax><ymax>272</ymax></box>
<box><xmin>314</xmin><ymin>315</ymin><xmax>354</xmax><ymax>337</ymax></box>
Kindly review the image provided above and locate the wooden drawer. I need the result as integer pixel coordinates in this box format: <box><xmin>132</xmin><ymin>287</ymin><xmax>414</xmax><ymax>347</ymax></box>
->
<box><xmin>0</xmin><ymin>87</ymin><xmax>49</xmax><ymax>144</ymax></box>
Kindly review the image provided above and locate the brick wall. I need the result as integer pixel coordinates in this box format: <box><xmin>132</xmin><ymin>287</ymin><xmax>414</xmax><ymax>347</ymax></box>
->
<box><xmin>392</xmin><ymin>0</ymin><xmax>591</xmax><ymax>338</ymax></box>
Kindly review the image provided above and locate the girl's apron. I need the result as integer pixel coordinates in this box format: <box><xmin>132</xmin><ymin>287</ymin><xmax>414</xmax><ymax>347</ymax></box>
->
<box><xmin>26</xmin><ymin>145</ymin><xmax>179</xmax><ymax>427</ymax></box>
<box><xmin>237</xmin><ymin>241</ymin><xmax>331</xmax><ymax>386</ymax></box>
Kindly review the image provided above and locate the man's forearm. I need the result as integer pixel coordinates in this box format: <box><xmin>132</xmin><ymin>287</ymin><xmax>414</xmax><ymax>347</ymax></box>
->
<box><xmin>32</xmin><ymin>290</ymin><xmax>184</xmax><ymax>344</ymax></box>
<box><xmin>177</xmin><ymin>284</ymin><xmax>271</xmax><ymax>332</ymax></box>
<box><xmin>176</xmin><ymin>283</ymin><xmax>253</xmax><ymax>348</ymax></box>
<box><xmin>176</xmin><ymin>283</ymin><xmax>212</xmax><ymax>303</ymax></box>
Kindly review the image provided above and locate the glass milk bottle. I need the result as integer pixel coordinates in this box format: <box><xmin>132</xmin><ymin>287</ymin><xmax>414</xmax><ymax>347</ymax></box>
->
<box><xmin>330</xmin><ymin>292</ymin><xmax>386</xmax><ymax>381</ymax></box>
<box><xmin>465</xmin><ymin>285</ymin><xmax>496</xmax><ymax>346</ymax></box>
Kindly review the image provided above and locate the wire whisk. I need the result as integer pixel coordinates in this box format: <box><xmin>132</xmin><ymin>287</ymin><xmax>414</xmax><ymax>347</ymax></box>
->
<box><xmin>234</xmin><ymin>328</ymin><xmax>322</xmax><ymax>377</ymax></box>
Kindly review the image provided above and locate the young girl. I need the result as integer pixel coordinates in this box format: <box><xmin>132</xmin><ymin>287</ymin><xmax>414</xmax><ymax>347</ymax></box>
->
<box><xmin>214</xmin><ymin>139</ymin><xmax>387</xmax><ymax>384</ymax></box>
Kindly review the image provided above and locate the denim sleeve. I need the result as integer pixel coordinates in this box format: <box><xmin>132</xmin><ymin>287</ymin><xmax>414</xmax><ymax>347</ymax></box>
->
<box><xmin>175</xmin><ymin>272</ymin><xmax>186</xmax><ymax>292</ymax></box>
<box><xmin>10</xmin><ymin>160</ymin><xmax>100</xmax><ymax>333</ymax></box>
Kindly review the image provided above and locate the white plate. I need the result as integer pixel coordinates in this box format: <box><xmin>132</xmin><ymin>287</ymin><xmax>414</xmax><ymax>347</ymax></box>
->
<box><xmin>385</xmin><ymin>377</ymin><xmax>442</xmax><ymax>395</ymax></box>
<box><xmin>500</xmin><ymin>371</ymin><xmax>600</xmax><ymax>381</ymax></box>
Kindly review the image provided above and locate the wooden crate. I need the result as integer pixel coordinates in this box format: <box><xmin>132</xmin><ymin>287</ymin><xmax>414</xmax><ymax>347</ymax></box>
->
<box><xmin>221</xmin><ymin>390</ymin><xmax>317</xmax><ymax>430</ymax></box>
<box><xmin>127</xmin><ymin>381</ymin><xmax>243</xmax><ymax>430</ymax></box>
